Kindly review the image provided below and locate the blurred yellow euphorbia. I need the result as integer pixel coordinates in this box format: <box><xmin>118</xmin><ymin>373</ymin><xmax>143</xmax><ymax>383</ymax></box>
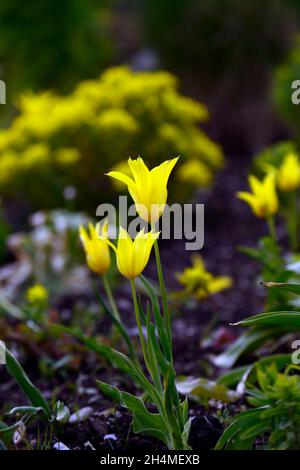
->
<box><xmin>79</xmin><ymin>222</ymin><xmax>110</xmax><ymax>275</ymax></box>
<box><xmin>106</xmin><ymin>227</ymin><xmax>159</xmax><ymax>279</ymax></box>
<box><xmin>176</xmin><ymin>255</ymin><xmax>232</xmax><ymax>300</ymax></box>
<box><xmin>236</xmin><ymin>173</ymin><xmax>278</xmax><ymax>218</ymax></box>
<box><xmin>107</xmin><ymin>157</ymin><xmax>178</xmax><ymax>223</ymax></box>
<box><xmin>277</xmin><ymin>153</ymin><xmax>300</xmax><ymax>192</ymax></box>
<box><xmin>26</xmin><ymin>284</ymin><xmax>48</xmax><ymax>304</ymax></box>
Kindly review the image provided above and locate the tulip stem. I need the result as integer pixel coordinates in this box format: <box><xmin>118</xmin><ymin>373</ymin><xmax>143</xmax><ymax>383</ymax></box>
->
<box><xmin>267</xmin><ymin>216</ymin><xmax>277</xmax><ymax>243</ymax></box>
<box><xmin>153</xmin><ymin>240</ymin><xmax>172</xmax><ymax>355</ymax></box>
<box><xmin>103</xmin><ymin>274</ymin><xmax>121</xmax><ymax>322</ymax></box>
<box><xmin>130</xmin><ymin>279</ymin><xmax>151</xmax><ymax>372</ymax></box>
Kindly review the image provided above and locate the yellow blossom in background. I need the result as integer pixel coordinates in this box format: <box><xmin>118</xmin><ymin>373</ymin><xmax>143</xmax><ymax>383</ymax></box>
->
<box><xmin>276</xmin><ymin>153</ymin><xmax>300</xmax><ymax>192</ymax></box>
<box><xmin>0</xmin><ymin>67</ymin><xmax>224</xmax><ymax>209</ymax></box>
<box><xmin>107</xmin><ymin>157</ymin><xmax>178</xmax><ymax>223</ymax></box>
<box><xmin>26</xmin><ymin>284</ymin><xmax>48</xmax><ymax>304</ymax></box>
<box><xmin>177</xmin><ymin>159</ymin><xmax>212</xmax><ymax>187</ymax></box>
<box><xmin>79</xmin><ymin>222</ymin><xmax>110</xmax><ymax>276</ymax></box>
<box><xmin>236</xmin><ymin>173</ymin><xmax>278</xmax><ymax>218</ymax></box>
<box><xmin>176</xmin><ymin>255</ymin><xmax>232</xmax><ymax>300</ymax></box>
<box><xmin>106</xmin><ymin>227</ymin><xmax>159</xmax><ymax>279</ymax></box>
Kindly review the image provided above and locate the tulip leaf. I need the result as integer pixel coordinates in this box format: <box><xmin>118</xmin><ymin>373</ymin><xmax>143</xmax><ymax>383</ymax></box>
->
<box><xmin>261</xmin><ymin>281</ymin><xmax>300</xmax><ymax>296</ymax></box>
<box><xmin>5</xmin><ymin>349</ymin><xmax>51</xmax><ymax>420</ymax></box>
<box><xmin>96</xmin><ymin>380</ymin><xmax>170</xmax><ymax>446</ymax></box>
<box><xmin>140</xmin><ymin>275</ymin><xmax>171</xmax><ymax>362</ymax></box>
<box><xmin>233</xmin><ymin>311</ymin><xmax>300</xmax><ymax>328</ymax></box>
<box><xmin>145</xmin><ymin>308</ymin><xmax>163</xmax><ymax>392</ymax></box>
<box><xmin>51</xmin><ymin>324</ymin><xmax>120</xmax><ymax>365</ymax></box>
<box><xmin>0</xmin><ymin>420</ymin><xmax>13</xmax><ymax>447</ymax></box>
<box><xmin>213</xmin><ymin>328</ymin><xmax>280</xmax><ymax>368</ymax></box>
<box><xmin>9</xmin><ymin>406</ymin><xmax>45</xmax><ymax>417</ymax></box>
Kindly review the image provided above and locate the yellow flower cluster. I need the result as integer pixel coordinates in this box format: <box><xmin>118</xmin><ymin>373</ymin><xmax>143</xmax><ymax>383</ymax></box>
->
<box><xmin>176</xmin><ymin>255</ymin><xmax>232</xmax><ymax>300</ymax></box>
<box><xmin>25</xmin><ymin>284</ymin><xmax>48</xmax><ymax>304</ymax></box>
<box><xmin>0</xmin><ymin>67</ymin><xmax>224</xmax><ymax>207</ymax></box>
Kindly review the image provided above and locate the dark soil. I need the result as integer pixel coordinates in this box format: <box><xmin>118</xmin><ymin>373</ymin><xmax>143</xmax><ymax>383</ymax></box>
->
<box><xmin>0</xmin><ymin>152</ymin><xmax>273</xmax><ymax>451</ymax></box>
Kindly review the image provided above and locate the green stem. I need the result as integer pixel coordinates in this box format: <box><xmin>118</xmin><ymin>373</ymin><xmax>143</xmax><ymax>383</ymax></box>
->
<box><xmin>103</xmin><ymin>274</ymin><xmax>120</xmax><ymax>321</ymax></box>
<box><xmin>130</xmin><ymin>279</ymin><xmax>151</xmax><ymax>373</ymax></box>
<box><xmin>267</xmin><ymin>216</ymin><xmax>277</xmax><ymax>243</ymax></box>
<box><xmin>153</xmin><ymin>239</ymin><xmax>172</xmax><ymax>357</ymax></box>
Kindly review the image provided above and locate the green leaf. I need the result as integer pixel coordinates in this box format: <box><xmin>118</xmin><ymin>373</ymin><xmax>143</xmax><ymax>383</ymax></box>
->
<box><xmin>0</xmin><ymin>294</ymin><xmax>25</xmax><ymax>320</ymax></box>
<box><xmin>0</xmin><ymin>420</ymin><xmax>13</xmax><ymax>447</ymax></box>
<box><xmin>217</xmin><ymin>365</ymin><xmax>251</xmax><ymax>387</ymax></box>
<box><xmin>51</xmin><ymin>324</ymin><xmax>114</xmax><ymax>359</ymax></box>
<box><xmin>176</xmin><ymin>376</ymin><xmax>240</xmax><ymax>403</ymax></box>
<box><xmin>140</xmin><ymin>275</ymin><xmax>171</xmax><ymax>362</ymax></box>
<box><xmin>261</xmin><ymin>282</ymin><xmax>300</xmax><ymax>296</ymax></box>
<box><xmin>164</xmin><ymin>368</ymin><xmax>181</xmax><ymax>436</ymax></box>
<box><xmin>9</xmin><ymin>406</ymin><xmax>45</xmax><ymax>417</ymax></box>
<box><xmin>53</xmin><ymin>401</ymin><xmax>70</xmax><ymax>425</ymax></box>
<box><xmin>145</xmin><ymin>310</ymin><xmax>163</xmax><ymax>392</ymax></box>
<box><xmin>181</xmin><ymin>417</ymin><xmax>192</xmax><ymax>450</ymax></box>
<box><xmin>215</xmin><ymin>408</ymin><xmax>266</xmax><ymax>450</ymax></box>
<box><xmin>5</xmin><ymin>349</ymin><xmax>51</xmax><ymax>420</ymax></box>
<box><xmin>233</xmin><ymin>311</ymin><xmax>300</xmax><ymax>329</ymax></box>
<box><xmin>96</xmin><ymin>380</ymin><xmax>170</xmax><ymax>446</ymax></box>
<box><xmin>217</xmin><ymin>354</ymin><xmax>291</xmax><ymax>387</ymax></box>
<box><xmin>213</xmin><ymin>328</ymin><xmax>279</xmax><ymax>368</ymax></box>
<box><xmin>106</xmin><ymin>349</ymin><xmax>163</xmax><ymax>406</ymax></box>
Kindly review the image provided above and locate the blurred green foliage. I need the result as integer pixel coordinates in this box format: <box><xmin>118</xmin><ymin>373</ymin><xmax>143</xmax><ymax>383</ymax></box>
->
<box><xmin>254</xmin><ymin>141</ymin><xmax>298</xmax><ymax>173</ymax></box>
<box><xmin>0</xmin><ymin>0</ymin><xmax>113</xmax><ymax>95</ymax></box>
<box><xmin>0</xmin><ymin>66</ymin><xmax>223</xmax><ymax>210</ymax></box>
<box><xmin>144</xmin><ymin>0</ymin><xmax>297</xmax><ymax>89</ymax></box>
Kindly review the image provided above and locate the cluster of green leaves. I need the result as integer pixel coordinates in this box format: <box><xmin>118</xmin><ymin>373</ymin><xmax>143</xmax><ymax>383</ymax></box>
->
<box><xmin>215</xmin><ymin>280</ymin><xmax>300</xmax><ymax>369</ymax></box>
<box><xmin>0</xmin><ymin>67</ymin><xmax>223</xmax><ymax>210</ymax></box>
<box><xmin>144</xmin><ymin>0</ymin><xmax>296</xmax><ymax>86</ymax></box>
<box><xmin>216</xmin><ymin>363</ymin><xmax>300</xmax><ymax>450</ymax></box>
<box><xmin>0</xmin><ymin>349</ymin><xmax>69</xmax><ymax>449</ymax></box>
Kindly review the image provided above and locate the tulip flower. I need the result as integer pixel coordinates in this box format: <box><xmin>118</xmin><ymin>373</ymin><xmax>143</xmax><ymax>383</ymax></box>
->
<box><xmin>277</xmin><ymin>153</ymin><xmax>300</xmax><ymax>192</ymax></box>
<box><xmin>106</xmin><ymin>227</ymin><xmax>159</xmax><ymax>279</ymax></box>
<box><xmin>236</xmin><ymin>173</ymin><xmax>278</xmax><ymax>219</ymax></box>
<box><xmin>79</xmin><ymin>221</ymin><xmax>110</xmax><ymax>276</ymax></box>
<box><xmin>106</xmin><ymin>157</ymin><xmax>179</xmax><ymax>223</ymax></box>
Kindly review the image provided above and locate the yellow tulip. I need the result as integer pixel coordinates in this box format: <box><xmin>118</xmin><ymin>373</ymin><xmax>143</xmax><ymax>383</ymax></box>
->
<box><xmin>236</xmin><ymin>173</ymin><xmax>278</xmax><ymax>219</ymax></box>
<box><xmin>79</xmin><ymin>222</ymin><xmax>110</xmax><ymax>275</ymax></box>
<box><xmin>106</xmin><ymin>227</ymin><xmax>159</xmax><ymax>279</ymax></box>
<box><xmin>106</xmin><ymin>156</ymin><xmax>179</xmax><ymax>223</ymax></box>
<box><xmin>277</xmin><ymin>153</ymin><xmax>300</xmax><ymax>192</ymax></box>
